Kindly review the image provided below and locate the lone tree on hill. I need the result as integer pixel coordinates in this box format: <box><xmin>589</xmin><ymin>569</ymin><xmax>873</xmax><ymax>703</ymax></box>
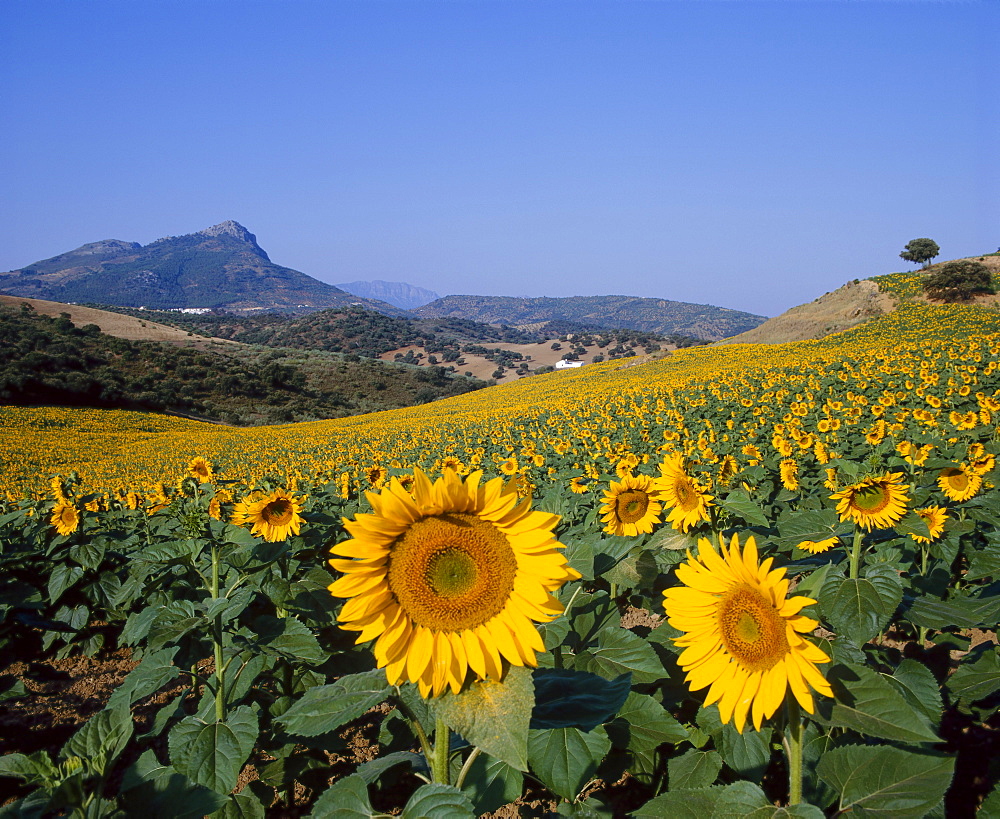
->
<box><xmin>923</xmin><ymin>260</ymin><xmax>996</xmax><ymax>303</ymax></box>
<box><xmin>900</xmin><ymin>238</ymin><xmax>940</xmax><ymax>268</ymax></box>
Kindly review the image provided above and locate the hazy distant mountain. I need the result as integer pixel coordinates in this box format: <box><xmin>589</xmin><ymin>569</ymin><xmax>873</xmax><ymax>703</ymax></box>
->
<box><xmin>0</xmin><ymin>221</ymin><xmax>407</xmax><ymax>315</ymax></box>
<box><xmin>413</xmin><ymin>294</ymin><xmax>766</xmax><ymax>341</ymax></box>
<box><xmin>336</xmin><ymin>280</ymin><xmax>440</xmax><ymax>310</ymax></box>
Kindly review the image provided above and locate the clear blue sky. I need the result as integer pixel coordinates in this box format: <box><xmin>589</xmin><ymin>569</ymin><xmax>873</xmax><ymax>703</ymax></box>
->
<box><xmin>2</xmin><ymin>1</ymin><xmax>997</xmax><ymax>317</ymax></box>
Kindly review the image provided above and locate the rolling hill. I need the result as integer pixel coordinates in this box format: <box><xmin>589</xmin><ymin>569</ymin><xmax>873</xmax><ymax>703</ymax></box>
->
<box><xmin>413</xmin><ymin>294</ymin><xmax>766</xmax><ymax>341</ymax></box>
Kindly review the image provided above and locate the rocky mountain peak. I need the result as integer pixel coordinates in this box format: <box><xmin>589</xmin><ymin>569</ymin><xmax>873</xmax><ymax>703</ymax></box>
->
<box><xmin>192</xmin><ymin>220</ymin><xmax>268</xmax><ymax>260</ymax></box>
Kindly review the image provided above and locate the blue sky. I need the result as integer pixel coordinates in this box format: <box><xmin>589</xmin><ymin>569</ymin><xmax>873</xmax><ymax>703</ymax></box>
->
<box><xmin>2</xmin><ymin>1</ymin><xmax>997</xmax><ymax>317</ymax></box>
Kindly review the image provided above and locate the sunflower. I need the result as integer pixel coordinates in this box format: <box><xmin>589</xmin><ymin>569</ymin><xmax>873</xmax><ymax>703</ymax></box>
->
<box><xmin>663</xmin><ymin>534</ymin><xmax>833</xmax><ymax>732</ymax></box>
<box><xmin>51</xmin><ymin>498</ymin><xmax>80</xmax><ymax>536</ymax></box>
<box><xmin>830</xmin><ymin>472</ymin><xmax>909</xmax><ymax>530</ymax></box>
<box><xmin>779</xmin><ymin>459</ymin><xmax>800</xmax><ymax>492</ymax></box>
<box><xmin>440</xmin><ymin>456</ymin><xmax>465</xmax><ymax>474</ymax></box>
<box><xmin>367</xmin><ymin>466</ymin><xmax>389</xmax><ymax>488</ymax></box>
<box><xmin>328</xmin><ymin>469</ymin><xmax>580</xmax><ymax>697</ymax></box>
<box><xmin>242</xmin><ymin>489</ymin><xmax>305</xmax><ymax>542</ymax></box>
<box><xmin>599</xmin><ymin>473</ymin><xmax>665</xmax><ymax>536</ymax></box>
<box><xmin>937</xmin><ymin>465</ymin><xmax>981</xmax><ymax>502</ymax></box>
<box><xmin>188</xmin><ymin>457</ymin><xmax>214</xmax><ymax>484</ymax></box>
<box><xmin>568</xmin><ymin>476</ymin><xmax>589</xmax><ymax>494</ymax></box>
<box><xmin>658</xmin><ymin>455</ymin><xmax>713</xmax><ymax>533</ymax></box>
<box><xmin>911</xmin><ymin>506</ymin><xmax>947</xmax><ymax>544</ymax></box>
<box><xmin>498</xmin><ymin>457</ymin><xmax>519</xmax><ymax>476</ymax></box>
<box><xmin>970</xmin><ymin>453</ymin><xmax>996</xmax><ymax>476</ymax></box>
<box><xmin>798</xmin><ymin>537</ymin><xmax>839</xmax><ymax>554</ymax></box>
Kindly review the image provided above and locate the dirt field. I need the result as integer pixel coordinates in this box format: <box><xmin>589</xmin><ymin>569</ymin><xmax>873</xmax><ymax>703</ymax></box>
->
<box><xmin>0</xmin><ymin>295</ymin><xmax>239</xmax><ymax>350</ymax></box>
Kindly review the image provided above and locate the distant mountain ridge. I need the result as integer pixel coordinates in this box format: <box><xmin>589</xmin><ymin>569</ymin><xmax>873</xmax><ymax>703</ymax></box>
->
<box><xmin>336</xmin><ymin>280</ymin><xmax>440</xmax><ymax>310</ymax></box>
<box><xmin>0</xmin><ymin>221</ymin><xmax>406</xmax><ymax>315</ymax></box>
<box><xmin>414</xmin><ymin>294</ymin><xmax>766</xmax><ymax>341</ymax></box>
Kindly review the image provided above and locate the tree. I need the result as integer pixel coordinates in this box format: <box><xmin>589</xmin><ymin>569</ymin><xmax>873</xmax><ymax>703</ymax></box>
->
<box><xmin>923</xmin><ymin>260</ymin><xmax>996</xmax><ymax>302</ymax></box>
<box><xmin>900</xmin><ymin>238</ymin><xmax>940</xmax><ymax>268</ymax></box>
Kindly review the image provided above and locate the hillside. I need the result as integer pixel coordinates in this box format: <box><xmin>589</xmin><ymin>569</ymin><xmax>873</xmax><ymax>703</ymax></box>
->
<box><xmin>0</xmin><ymin>301</ymin><xmax>486</xmax><ymax>425</ymax></box>
<box><xmin>413</xmin><ymin>294</ymin><xmax>766</xmax><ymax>340</ymax></box>
<box><xmin>722</xmin><ymin>253</ymin><xmax>1000</xmax><ymax>345</ymax></box>
<box><xmin>0</xmin><ymin>221</ymin><xmax>406</xmax><ymax>315</ymax></box>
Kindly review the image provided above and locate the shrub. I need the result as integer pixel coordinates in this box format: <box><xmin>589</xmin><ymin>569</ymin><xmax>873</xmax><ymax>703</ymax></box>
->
<box><xmin>923</xmin><ymin>260</ymin><xmax>996</xmax><ymax>302</ymax></box>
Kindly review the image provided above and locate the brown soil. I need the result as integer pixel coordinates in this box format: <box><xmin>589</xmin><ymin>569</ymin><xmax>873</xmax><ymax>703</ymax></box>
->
<box><xmin>719</xmin><ymin>279</ymin><xmax>896</xmax><ymax>346</ymax></box>
<box><xmin>379</xmin><ymin>339</ymin><xmax>677</xmax><ymax>384</ymax></box>
<box><xmin>0</xmin><ymin>294</ymin><xmax>240</xmax><ymax>351</ymax></box>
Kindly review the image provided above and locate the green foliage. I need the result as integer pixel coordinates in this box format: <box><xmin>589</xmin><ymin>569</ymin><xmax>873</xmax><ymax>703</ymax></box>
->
<box><xmin>923</xmin><ymin>259</ymin><xmax>997</xmax><ymax>302</ymax></box>
<box><xmin>900</xmin><ymin>237</ymin><xmax>940</xmax><ymax>268</ymax></box>
<box><xmin>0</xmin><ymin>304</ymin><xmax>486</xmax><ymax>424</ymax></box>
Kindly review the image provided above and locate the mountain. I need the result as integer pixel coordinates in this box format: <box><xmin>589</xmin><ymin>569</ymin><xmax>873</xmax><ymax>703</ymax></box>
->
<box><xmin>0</xmin><ymin>221</ymin><xmax>407</xmax><ymax>315</ymax></box>
<box><xmin>335</xmin><ymin>280</ymin><xmax>440</xmax><ymax>310</ymax></box>
<box><xmin>413</xmin><ymin>294</ymin><xmax>766</xmax><ymax>341</ymax></box>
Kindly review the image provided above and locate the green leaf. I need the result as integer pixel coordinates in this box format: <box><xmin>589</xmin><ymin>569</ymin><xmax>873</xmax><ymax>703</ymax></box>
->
<box><xmin>0</xmin><ymin>751</ymin><xmax>56</xmax><ymax>782</ymax></box>
<box><xmin>211</xmin><ymin>789</ymin><xmax>267</xmax><ymax>819</ymax></box>
<box><xmin>883</xmin><ymin>659</ymin><xmax>942</xmax><ymax>725</ymax></box>
<box><xmin>822</xmin><ymin>663</ymin><xmax>940</xmax><ymax>743</ymax></box>
<box><xmin>308</xmin><ymin>774</ymin><xmax>375</xmax><ymax>818</ymax></box>
<box><xmin>168</xmin><ymin>706</ymin><xmax>258</xmax><ymax>794</ymax></box>
<box><xmin>107</xmin><ymin>646</ymin><xmax>180</xmax><ymax>711</ymax></box>
<box><xmin>966</xmin><ymin>545</ymin><xmax>1000</xmax><ymax>582</ymax></box>
<box><xmin>566</xmin><ymin>591</ymin><xmax>618</xmax><ymax>650</ymax></box>
<box><xmin>819</xmin><ymin>567</ymin><xmax>902</xmax><ymax>645</ymax></box>
<box><xmin>668</xmin><ymin>748</ymin><xmax>723</xmax><ymax>790</ymax></box>
<box><xmin>437</xmin><ymin>665</ymin><xmax>533</xmax><ymax>771</ymax></box>
<box><xmin>817</xmin><ymin>744</ymin><xmax>954</xmax><ymax>817</ymax></box>
<box><xmin>605</xmin><ymin>692</ymin><xmax>688</xmax><ymax>754</ymax></box>
<box><xmin>775</xmin><ymin>507</ymin><xmax>846</xmax><ymax>550</ymax></box>
<box><xmin>354</xmin><ymin>751</ymin><xmax>427</xmax><ymax>785</ymax></box>
<box><xmin>239</xmin><ymin>615</ymin><xmax>326</xmax><ymax>666</ymax></box>
<box><xmin>721</xmin><ymin>489</ymin><xmax>771</xmax><ymax>528</ymax></box>
<box><xmin>632</xmin><ymin>787</ymin><xmax>723</xmax><ymax>818</ymax></box>
<box><xmin>276</xmin><ymin>669</ymin><xmax>390</xmax><ymax>737</ymax></box>
<box><xmin>462</xmin><ymin>753</ymin><xmax>524</xmax><ymax>817</ymax></box>
<box><xmin>119</xmin><ymin>749</ymin><xmax>230</xmax><ymax>819</ymax></box>
<box><xmin>904</xmin><ymin>592</ymin><xmax>1000</xmax><ymax>629</ymax></box>
<box><xmin>402</xmin><ymin>783</ymin><xmax>475</xmax><ymax>818</ymax></box>
<box><xmin>574</xmin><ymin>626</ymin><xmax>663</xmax><ymax>684</ymax></box>
<box><xmin>63</xmin><ymin>703</ymin><xmax>133</xmax><ymax>764</ymax></box>
<box><xmin>47</xmin><ymin>564</ymin><xmax>84</xmax><ymax>605</ymax></box>
<box><xmin>714</xmin><ymin>780</ymin><xmax>825</xmax><ymax>817</ymax></box>
<box><xmin>947</xmin><ymin>647</ymin><xmax>1000</xmax><ymax>704</ymax></box>
<box><xmin>527</xmin><ymin>726</ymin><xmax>610</xmax><ymax>801</ymax></box>
<box><xmin>531</xmin><ymin>668</ymin><xmax>631</xmax><ymax>731</ymax></box>
<box><xmin>645</xmin><ymin>526</ymin><xmax>699</xmax><ymax>551</ymax></box>
<box><xmin>718</xmin><ymin>723</ymin><xmax>773</xmax><ymax>781</ymax></box>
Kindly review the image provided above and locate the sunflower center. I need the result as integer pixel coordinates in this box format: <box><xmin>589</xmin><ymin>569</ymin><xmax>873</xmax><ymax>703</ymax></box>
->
<box><xmin>387</xmin><ymin>512</ymin><xmax>517</xmax><ymax>632</ymax></box>
<box><xmin>616</xmin><ymin>489</ymin><xmax>649</xmax><ymax>523</ymax></box>
<box><xmin>944</xmin><ymin>469</ymin><xmax>969</xmax><ymax>491</ymax></box>
<box><xmin>717</xmin><ymin>584</ymin><xmax>789</xmax><ymax>673</ymax></box>
<box><xmin>851</xmin><ymin>484</ymin><xmax>890</xmax><ymax>514</ymax></box>
<box><xmin>262</xmin><ymin>499</ymin><xmax>293</xmax><ymax>525</ymax></box>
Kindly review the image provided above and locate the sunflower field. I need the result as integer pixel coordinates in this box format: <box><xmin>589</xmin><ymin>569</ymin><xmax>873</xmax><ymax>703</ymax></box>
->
<box><xmin>1</xmin><ymin>273</ymin><xmax>999</xmax><ymax>817</ymax></box>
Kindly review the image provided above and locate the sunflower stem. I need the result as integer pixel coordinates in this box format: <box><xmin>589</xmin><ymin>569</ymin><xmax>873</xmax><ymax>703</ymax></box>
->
<box><xmin>432</xmin><ymin>715</ymin><xmax>451</xmax><ymax>785</ymax></box>
<box><xmin>455</xmin><ymin>746</ymin><xmax>482</xmax><ymax>790</ymax></box>
<box><xmin>848</xmin><ymin>529</ymin><xmax>864</xmax><ymax>580</ymax></box>
<box><xmin>210</xmin><ymin>543</ymin><xmax>226</xmax><ymax>722</ymax></box>
<box><xmin>784</xmin><ymin>697</ymin><xmax>804</xmax><ymax>806</ymax></box>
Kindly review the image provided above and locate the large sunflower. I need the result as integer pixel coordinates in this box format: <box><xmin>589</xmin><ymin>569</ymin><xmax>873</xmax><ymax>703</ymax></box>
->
<box><xmin>328</xmin><ymin>469</ymin><xmax>580</xmax><ymax>697</ymax></box>
<box><xmin>911</xmin><ymin>506</ymin><xmax>947</xmax><ymax>544</ymax></box>
<box><xmin>663</xmin><ymin>534</ymin><xmax>833</xmax><ymax>732</ymax></box>
<box><xmin>51</xmin><ymin>498</ymin><xmax>80</xmax><ymax>536</ymax></box>
<box><xmin>658</xmin><ymin>455</ymin><xmax>713</xmax><ymax>533</ymax></box>
<box><xmin>599</xmin><ymin>473</ymin><xmax>664</xmax><ymax>536</ymax></box>
<box><xmin>241</xmin><ymin>489</ymin><xmax>305</xmax><ymax>542</ymax></box>
<box><xmin>830</xmin><ymin>472</ymin><xmax>909</xmax><ymax>530</ymax></box>
<box><xmin>188</xmin><ymin>457</ymin><xmax>214</xmax><ymax>484</ymax></box>
<box><xmin>937</xmin><ymin>465</ymin><xmax>982</xmax><ymax>502</ymax></box>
